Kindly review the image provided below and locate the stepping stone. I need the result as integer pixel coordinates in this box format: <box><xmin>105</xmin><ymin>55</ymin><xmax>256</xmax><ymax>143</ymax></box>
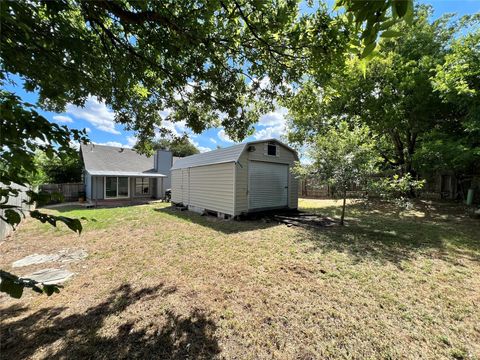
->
<box><xmin>12</xmin><ymin>249</ymin><xmax>87</xmax><ymax>268</ymax></box>
<box><xmin>12</xmin><ymin>254</ymin><xmax>60</xmax><ymax>268</ymax></box>
<box><xmin>57</xmin><ymin>249</ymin><xmax>88</xmax><ymax>263</ymax></box>
<box><xmin>23</xmin><ymin>268</ymin><xmax>74</xmax><ymax>285</ymax></box>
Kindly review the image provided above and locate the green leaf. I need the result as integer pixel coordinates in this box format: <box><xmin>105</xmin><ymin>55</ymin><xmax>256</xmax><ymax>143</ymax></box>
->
<box><xmin>57</xmin><ymin>217</ymin><xmax>83</xmax><ymax>234</ymax></box>
<box><xmin>393</xmin><ymin>0</ymin><xmax>409</xmax><ymax>18</ymax></box>
<box><xmin>4</xmin><ymin>209</ymin><xmax>22</xmax><ymax>228</ymax></box>
<box><xmin>43</xmin><ymin>284</ymin><xmax>60</xmax><ymax>296</ymax></box>
<box><xmin>359</xmin><ymin>59</ymin><xmax>368</xmax><ymax>78</ymax></box>
<box><xmin>360</xmin><ymin>42</ymin><xmax>376</xmax><ymax>59</ymax></box>
<box><xmin>379</xmin><ymin>19</ymin><xmax>398</xmax><ymax>31</ymax></box>
<box><xmin>380</xmin><ymin>30</ymin><xmax>402</xmax><ymax>38</ymax></box>
<box><xmin>0</xmin><ymin>278</ymin><xmax>24</xmax><ymax>298</ymax></box>
<box><xmin>403</xmin><ymin>2</ymin><xmax>414</xmax><ymax>25</ymax></box>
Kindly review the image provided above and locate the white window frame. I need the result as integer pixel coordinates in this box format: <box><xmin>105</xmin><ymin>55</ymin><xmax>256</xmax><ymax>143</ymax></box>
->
<box><xmin>104</xmin><ymin>176</ymin><xmax>130</xmax><ymax>199</ymax></box>
<box><xmin>134</xmin><ymin>177</ymin><xmax>151</xmax><ymax>196</ymax></box>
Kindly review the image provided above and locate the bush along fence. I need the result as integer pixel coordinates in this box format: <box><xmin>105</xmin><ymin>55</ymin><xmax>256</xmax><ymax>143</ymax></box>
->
<box><xmin>0</xmin><ymin>183</ymin><xmax>33</xmax><ymax>240</ymax></box>
<box><xmin>298</xmin><ymin>174</ymin><xmax>480</xmax><ymax>204</ymax></box>
<box><xmin>298</xmin><ymin>178</ymin><xmax>366</xmax><ymax>199</ymax></box>
<box><xmin>39</xmin><ymin>183</ymin><xmax>84</xmax><ymax>203</ymax></box>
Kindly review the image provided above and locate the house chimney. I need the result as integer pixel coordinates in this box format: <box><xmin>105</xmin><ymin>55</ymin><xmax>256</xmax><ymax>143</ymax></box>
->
<box><xmin>155</xmin><ymin>149</ymin><xmax>173</xmax><ymax>197</ymax></box>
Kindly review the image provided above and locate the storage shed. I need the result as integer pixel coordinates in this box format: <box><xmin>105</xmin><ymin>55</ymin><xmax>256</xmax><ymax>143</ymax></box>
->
<box><xmin>171</xmin><ymin>139</ymin><xmax>299</xmax><ymax>217</ymax></box>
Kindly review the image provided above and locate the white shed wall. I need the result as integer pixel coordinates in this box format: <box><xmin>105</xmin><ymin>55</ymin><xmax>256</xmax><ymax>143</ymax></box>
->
<box><xmin>171</xmin><ymin>169</ymin><xmax>183</xmax><ymax>203</ymax></box>
<box><xmin>235</xmin><ymin>141</ymin><xmax>298</xmax><ymax>214</ymax></box>
<box><xmin>189</xmin><ymin>163</ymin><xmax>235</xmax><ymax>215</ymax></box>
<box><xmin>170</xmin><ymin>163</ymin><xmax>235</xmax><ymax>215</ymax></box>
<box><xmin>171</xmin><ymin>140</ymin><xmax>298</xmax><ymax>216</ymax></box>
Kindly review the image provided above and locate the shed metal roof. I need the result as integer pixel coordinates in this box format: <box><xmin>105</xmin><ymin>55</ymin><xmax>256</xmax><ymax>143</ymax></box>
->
<box><xmin>171</xmin><ymin>139</ymin><xmax>298</xmax><ymax>170</ymax></box>
<box><xmin>81</xmin><ymin>144</ymin><xmax>166</xmax><ymax>177</ymax></box>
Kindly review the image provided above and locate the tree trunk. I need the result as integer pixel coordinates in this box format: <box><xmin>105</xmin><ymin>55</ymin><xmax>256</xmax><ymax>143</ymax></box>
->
<box><xmin>340</xmin><ymin>191</ymin><xmax>346</xmax><ymax>226</ymax></box>
<box><xmin>404</xmin><ymin>131</ymin><xmax>417</xmax><ymax>177</ymax></box>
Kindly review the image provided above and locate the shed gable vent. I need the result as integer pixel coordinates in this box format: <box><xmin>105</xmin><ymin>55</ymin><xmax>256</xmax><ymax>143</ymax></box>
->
<box><xmin>267</xmin><ymin>142</ymin><xmax>277</xmax><ymax>156</ymax></box>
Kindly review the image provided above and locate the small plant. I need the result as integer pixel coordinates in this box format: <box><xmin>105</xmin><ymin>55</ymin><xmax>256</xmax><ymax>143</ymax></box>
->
<box><xmin>370</xmin><ymin>174</ymin><xmax>425</xmax><ymax>208</ymax></box>
<box><xmin>294</xmin><ymin>121</ymin><xmax>380</xmax><ymax>225</ymax></box>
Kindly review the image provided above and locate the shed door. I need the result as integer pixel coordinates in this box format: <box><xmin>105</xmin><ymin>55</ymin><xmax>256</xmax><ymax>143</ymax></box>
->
<box><xmin>248</xmin><ymin>161</ymin><xmax>288</xmax><ymax>210</ymax></box>
<box><xmin>182</xmin><ymin>168</ymin><xmax>190</xmax><ymax>204</ymax></box>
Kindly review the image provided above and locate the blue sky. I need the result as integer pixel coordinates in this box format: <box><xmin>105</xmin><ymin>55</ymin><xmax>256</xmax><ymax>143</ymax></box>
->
<box><xmin>4</xmin><ymin>0</ymin><xmax>479</xmax><ymax>153</ymax></box>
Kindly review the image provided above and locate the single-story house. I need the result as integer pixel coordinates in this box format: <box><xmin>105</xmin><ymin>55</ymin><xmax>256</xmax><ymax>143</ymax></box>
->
<box><xmin>171</xmin><ymin>139</ymin><xmax>299</xmax><ymax>217</ymax></box>
<box><xmin>80</xmin><ymin>144</ymin><xmax>177</xmax><ymax>204</ymax></box>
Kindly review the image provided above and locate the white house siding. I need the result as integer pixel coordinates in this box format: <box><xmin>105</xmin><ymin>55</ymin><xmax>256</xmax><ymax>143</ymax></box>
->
<box><xmin>188</xmin><ymin>163</ymin><xmax>235</xmax><ymax>215</ymax></box>
<box><xmin>235</xmin><ymin>141</ymin><xmax>298</xmax><ymax>213</ymax></box>
<box><xmin>92</xmin><ymin>176</ymin><xmax>104</xmax><ymax>200</ymax></box>
<box><xmin>171</xmin><ymin>170</ymin><xmax>183</xmax><ymax>203</ymax></box>
<box><xmin>85</xmin><ymin>172</ymin><xmax>92</xmax><ymax>200</ymax></box>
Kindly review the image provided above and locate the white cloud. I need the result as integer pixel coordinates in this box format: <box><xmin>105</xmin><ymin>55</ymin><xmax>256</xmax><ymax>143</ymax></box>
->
<box><xmin>84</xmin><ymin>127</ymin><xmax>91</xmax><ymax>133</ymax></box>
<box><xmin>66</xmin><ymin>96</ymin><xmax>120</xmax><ymax>135</ymax></box>
<box><xmin>253</xmin><ymin>106</ymin><xmax>288</xmax><ymax>140</ymax></box>
<box><xmin>258</xmin><ymin>107</ymin><xmax>288</xmax><ymax>127</ymax></box>
<box><xmin>159</xmin><ymin>109</ymin><xmax>172</xmax><ymax>119</ymax></box>
<box><xmin>69</xmin><ymin>140</ymin><xmax>80</xmax><ymax>150</ymax></box>
<box><xmin>209</xmin><ymin>137</ymin><xmax>217</xmax><ymax>144</ymax></box>
<box><xmin>33</xmin><ymin>137</ymin><xmax>49</xmax><ymax>146</ymax></box>
<box><xmin>252</xmin><ymin>124</ymin><xmax>286</xmax><ymax>140</ymax></box>
<box><xmin>198</xmin><ymin>146</ymin><xmax>212</xmax><ymax>153</ymax></box>
<box><xmin>126</xmin><ymin>136</ymin><xmax>137</xmax><ymax>147</ymax></box>
<box><xmin>94</xmin><ymin>141</ymin><xmax>126</xmax><ymax>148</ymax></box>
<box><xmin>191</xmin><ymin>139</ymin><xmax>212</xmax><ymax>153</ymax></box>
<box><xmin>53</xmin><ymin>115</ymin><xmax>73</xmax><ymax>123</ymax></box>
<box><xmin>161</xmin><ymin>119</ymin><xmax>188</xmax><ymax>137</ymax></box>
<box><xmin>218</xmin><ymin>129</ymin><xmax>234</xmax><ymax>143</ymax></box>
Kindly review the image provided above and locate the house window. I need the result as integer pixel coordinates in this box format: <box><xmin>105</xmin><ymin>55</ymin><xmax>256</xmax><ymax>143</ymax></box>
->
<box><xmin>135</xmin><ymin>177</ymin><xmax>150</xmax><ymax>196</ymax></box>
<box><xmin>267</xmin><ymin>143</ymin><xmax>277</xmax><ymax>156</ymax></box>
<box><xmin>104</xmin><ymin>177</ymin><xmax>129</xmax><ymax>198</ymax></box>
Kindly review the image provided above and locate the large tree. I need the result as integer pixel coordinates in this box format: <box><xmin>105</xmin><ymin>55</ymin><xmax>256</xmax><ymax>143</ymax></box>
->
<box><xmin>0</xmin><ymin>0</ymin><xmax>349</xmax><ymax>149</ymax></box>
<box><xmin>1</xmin><ymin>0</ymin><xmax>414</xmax><ymax>150</ymax></box>
<box><xmin>29</xmin><ymin>150</ymin><xmax>83</xmax><ymax>185</ymax></box>
<box><xmin>152</xmin><ymin>137</ymin><xmax>200</xmax><ymax>157</ymax></box>
<box><xmin>420</xmin><ymin>23</ymin><xmax>480</xmax><ymax>176</ymax></box>
<box><xmin>287</xmin><ymin>5</ymin><xmax>476</xmax><ymax>176</ymax></box>
<box><xmin>0</xmin><ymin>0</ymin><xmax>412</xmax><ymax>297</ymax></box>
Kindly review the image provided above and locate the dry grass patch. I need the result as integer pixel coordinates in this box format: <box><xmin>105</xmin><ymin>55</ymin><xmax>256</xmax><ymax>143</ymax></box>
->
<box><xmin>1</xmin><ymin>199</ymin><xmax>479</xmax><ymax>359</ymax></box>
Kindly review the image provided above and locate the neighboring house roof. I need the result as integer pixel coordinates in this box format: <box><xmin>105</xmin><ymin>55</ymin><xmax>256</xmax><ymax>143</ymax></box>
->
<box><xmin>171</xmin><ymin>139</ymin><xmax>298</xmax><ymax>170</ymax></box>
<box><xmin>80</xmin><ymin>144</ymin><xmax>166</xmax><ymax>177</ymax></box>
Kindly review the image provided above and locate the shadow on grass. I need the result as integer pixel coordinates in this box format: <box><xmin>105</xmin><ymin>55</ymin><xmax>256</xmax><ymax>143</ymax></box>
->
<box><xmin>0</xmin><ymin>283</ymin><xmax>220</xmax><ymax>360</ymax></box>
<box><xmin>298</xmin><ymin>202</ymin><xmax>480</xmax><ymax>266</ymax></box>
<box><xmin>42</xmin><ymin>201</ymin><xmax>160</xmax><ymax>213</ymax></box>
<box><xmin>153</xmin><ymin>206</ymin><xmax>279</xmax><ymax>234</ymax></box>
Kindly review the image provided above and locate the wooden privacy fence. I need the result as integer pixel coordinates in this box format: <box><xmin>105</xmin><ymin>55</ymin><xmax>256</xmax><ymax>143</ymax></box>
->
<box><xmin>298</xmin><ymin>178</ymin><xmax>366</xmax><ymax>199</ymax></box>
<box><xmin>0</xmin><ymin>183</ymin><xmax>33</xmax><ymax>240</ymax></box>
<box><xmin>39</xmin><ymin>183</ymin><xmax>84</xmax><ymax>202</ymax></box>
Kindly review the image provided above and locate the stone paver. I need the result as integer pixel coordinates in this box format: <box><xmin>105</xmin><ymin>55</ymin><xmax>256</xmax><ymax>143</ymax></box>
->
<box><xmin>24</xmin><ymin>268</ymin><xmax>74</xmax><ymax>284</ymax></box>
<box><xmin>12</xmin><ymin>249</ymin><xmax>87</xmax><ymax>268</ymax></box>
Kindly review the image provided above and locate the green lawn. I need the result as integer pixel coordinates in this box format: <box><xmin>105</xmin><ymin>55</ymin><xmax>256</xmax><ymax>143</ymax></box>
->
<box><xmin>1</xmin><ymin>199</ymin><xmax>479</xmax><ymax>359</ymax></box>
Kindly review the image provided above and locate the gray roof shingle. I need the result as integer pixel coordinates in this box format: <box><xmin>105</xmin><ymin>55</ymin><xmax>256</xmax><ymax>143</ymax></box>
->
<box><xmin>81</xmin><ymin>144</ymin><xmax>165</xmax><ymax>177</ymax></box>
